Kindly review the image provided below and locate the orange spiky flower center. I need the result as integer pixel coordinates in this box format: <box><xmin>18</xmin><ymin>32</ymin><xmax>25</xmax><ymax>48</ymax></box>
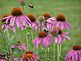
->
<box><xmin>23</xmin><ymin>51</ymin><xmax>34</xmax><ymax>61</ymax></box>
<box><xmin>53</xmin><ymin>27</ymin><xmax>62</xmax><ymax>34</ymax></box>
<box><xmin>28</xmin><ymin>14</ymin><xmax>36</xmax><ymax>22</ymax></box>
<box><xmin>43</xmin><ymin>13</ymin><xmax>51</xmax><ymax>20</ymax></box>
<box><xmin>56</xmin><ymin>14</ymin><xmax>66</xmax><ymax>22</ymax></box>
<box><xmin>73</xmin><ymin>45</ymin><xmax>81</xmax><ymax>50</ymax></box>
<box><xmin>38</xmin><ymin>31</ymin><xmax>48</xmax><ymax>38</ymax></box>
<box><xmin>11</xmin><ymin>8</ymin><xmax>23</xmax><ymax>16</ymax></box>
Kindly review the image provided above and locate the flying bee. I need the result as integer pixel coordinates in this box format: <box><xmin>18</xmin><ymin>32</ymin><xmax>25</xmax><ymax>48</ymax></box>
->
<box><xmin>28</xmin><ymin>3</ymin><xmax>34</xmax><ymax>8</ymax></box>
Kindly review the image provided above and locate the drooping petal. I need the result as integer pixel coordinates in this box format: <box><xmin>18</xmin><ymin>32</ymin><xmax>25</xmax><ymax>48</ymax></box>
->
<box><xmin>10</xmin><ymin>26</ymin><xmax>16</xmax><ymax>33</ymax></box>
<box><xmin>34</xmin><ymin>53</ymin><xmax>38</xmax><ymax>60</ymax></box>
<box><xmin>16</xmin><ymin>17</ymin><xmax>21</xmax><ymax>28</ymax></box>
<box><xmin>64</xmin><ymin>35</ymin><xmax>71</xmax><ymax>40</ymax></box>
<box><xmin>64</xmin><ymin>22</ymin><xmax>72</xmax><ymax>30</ymax></box>
<box><xmin>21</xmin><ymin>43</ymin><xmax>26</xmax><ymax>51</ymax></box>
<box><xmin>62</xmin><ymin>32</ymin><xmax>69</xmax><ymax>35</ymax></box>
<box><xmin>4</xmin><ymin>25</ymin><xmax>9</xmax><ymax>32</ymax></box>
<box><xmin>20</xmin><ymin>24</ymin><xmax>25</xmax><ymax>30</ymax></box>
<box><xmin>33</xmin><ymin>37</ymin><xmax>40</xmax><ymax>49</ymax></box>
<box><xmin>54</xmin><ymin>37</ymin><xmax>58</xmax><ymax>44</ymax></box>
<box><xmin>17</xmin><ymin>45</ymin><xmax>22</xmax><ymax>50</ymax></box>
<box><xmin>20</xmin><ymin>16</ymin><xmax>26</xmax><ymax>26</ymax></box>
<box><xmin>11</xmin><ymin>45</ymin><xmax>16</xmax><ymax>48</ymax></box>
<box><xmin>23</xmin><ymin>16</ymin><xmax>31</xmax><ymax>26</ymax></box>
<box><xmin>57</xmin><ymin>35</ymin><xmax>62</xmax><ymax>44</ymax></box>
<box><xmin>55</xmin><ymin>21</ymin><xmax>60</xmax><ymax>27</ymax></box>
<box><xmin>60</xmin><ymin>22</ymin><xmax>64</xmax><ymax>29</ymax></box>
<box><xmin>10</xmin><ymin>16</ymin><xmax>15</xmax><ymax>26</ymax></box>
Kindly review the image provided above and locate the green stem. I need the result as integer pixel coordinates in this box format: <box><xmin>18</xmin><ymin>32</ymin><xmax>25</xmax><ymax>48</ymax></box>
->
<box><xmin>7</xmin><ymin>30</ymin><xmax>14</xmax><ymax>61</ymax></box>
<box><xmin>22</xmin><ymin>6</ymin><xmax>25</xmax><ymax>13</ymax></box>
<box><xmin>26</xmin><ymin>29</ymin><xmax>30</xmax><ymax>51</ymax></box>
<box><xmin>57</xmin><ymin>45</ymin><xmax>60</xmax><ymax>61</ymax></box>
<box><xmin>59</xmin><ymin>44</ymin><xmax>62</xmax><ymax>59</ymax></box>
<box><xmin>7</xmin><ymin>30</ymin><xmax>9</xmax><ymax>40</ymax></box>
<box><xmin>40</xmin><ymin>22</ymin><xmax>42</xmax><ymax>32</ymax></box>
<box><xmin>26</xmin><ymin>34</ymin><xmax>29</xmax><ymax>50</ymax></box>
<box><xmin>31</xmin><ymin>29</ymin><xmax>34</xmax><ymax>51</ymax></box>
<box><xmin>53</xmin><ymin>43</ymin><xmax>55</xmax><ymax>61</ymax></box>
<box><xmin>44</xmin><ymin>48</ymin><xmax>48</xmax><ymax>61</ymax></box>
<box><xmin>48</xmin><ymin>47</ymin><xmax>50</xmax><ymax>61</ymax></box>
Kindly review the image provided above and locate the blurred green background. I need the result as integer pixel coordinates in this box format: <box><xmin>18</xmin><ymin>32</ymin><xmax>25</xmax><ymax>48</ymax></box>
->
<box><xmin>0</xmin><ymin>0</ymin><xmax>81</xmax><ymax>61</ymax></box>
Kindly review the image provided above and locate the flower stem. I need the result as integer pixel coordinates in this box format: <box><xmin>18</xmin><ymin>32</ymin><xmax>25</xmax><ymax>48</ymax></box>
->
<box><xmin>48</xmin><ymin>47</ymin><xmax>50</xmax><ymax>60</ymax></box>
<box><xmin>44</xmin><ymin>48</ymin><xmax>48</xmax><ymax>61</ymax></box>
<box><xmin>26</xmin><ymin>32</ymin><xmax>30</xmax><ymax>50</ymax></box>
<box><xmin>22</xmin><ymin>6</ymin><xmax>25</xmax><ymax>13</ymax></box>
<box><xmin>40</xmin><ymin>22</ymin><xmax>42</xmax><ymax>32</ymax></box>
<box><xmin>53</xmin><ymin>43</ymin><xmax>55</xmax><ymax>61</ymax></box>
<box><xmin>7</xmin><ymin>30</ymin><xmax>14</xmax><ymax>61</ymax></box>
<box><xmin>57</xmin><ymin>44</ymin><xmax>62</xmax><ymax>61</ymax></box>
<box><xmin>57</xmin><ymin>45</ymin><xmax>60</xmax><ymax>61</ymax></box>
<box><xmin>31</xmin><ymin>29</ymin><xmax>35</xmax><ymax>51</ymax></box>
<box><xmin>59</xmin><ymin>44</ymin><xmax>62</xmax><ymax>59</ymax></box>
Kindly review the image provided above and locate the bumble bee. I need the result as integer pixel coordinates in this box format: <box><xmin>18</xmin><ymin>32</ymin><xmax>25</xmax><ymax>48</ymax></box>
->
<box><xmin>28</xmin><ymin>3</ymin><xmax>34</xmax><ymax>8</ymax></box>
<box><xmin>44</xmin><ymin>28</ymin><xmax>48</xmax><ymax>33</ymax></box>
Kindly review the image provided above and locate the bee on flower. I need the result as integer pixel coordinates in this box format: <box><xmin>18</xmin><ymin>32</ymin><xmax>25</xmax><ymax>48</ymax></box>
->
<box><xmin>33</xmin><ymin>31</ymin><xmax>53</xmax><ymax>48</ymax></box>
<box><xmin>51</xmin><ymin>27</ymin><xmax>70</xmax><ymax>44</ymax></box>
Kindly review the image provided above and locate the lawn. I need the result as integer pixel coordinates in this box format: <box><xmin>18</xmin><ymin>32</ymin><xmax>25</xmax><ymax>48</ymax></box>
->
<box><xmin>0</xmin><ymin>0</ymin><xmax>81</xmax><ymax>61</ymax></box>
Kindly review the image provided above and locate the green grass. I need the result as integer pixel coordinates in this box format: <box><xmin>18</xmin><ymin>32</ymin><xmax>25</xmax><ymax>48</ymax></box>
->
<box><xmin>0</xmin><ymin>0</ymin><xmax>81</xmax><ymax>61</ymax></box>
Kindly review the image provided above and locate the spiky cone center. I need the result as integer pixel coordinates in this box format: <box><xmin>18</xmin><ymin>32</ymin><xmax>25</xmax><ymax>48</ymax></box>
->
<box><xmin>51</xmin><ymin>27</ymin><xmax>63</xmax><ymax>37</ymax></box>
<box><xmin>11</xmin><ymin>8</ymin><xmax>23</xmax><ymax>16</ymax></box>
<box><xmin>28</xmin><ymin>14</ymin><xmax>36</xmax><ymax>22</ymax></box>
<box><xmin>56</xmin><ymin>14</ymin><xmax>66</xmax><ymax>22</ymax></box>
<box><xmin>25</xmin><ymin>51</ymin><xmax>33</xmax><ymax>54</ymax></box>
<box><xmin>2</xmin><ymin>14</ymin><xmax>10</xmax><ymax>24</ymax></box>
<box><xmin>38</xmin><ymin>31</ymin><xmax>48</xmax><ymax>38</ymax></box>
<box><xmin>23</xmin><ymin>51</ymin><xmax>34</xmax><ymax>61</ymax></box>
<box><xmin>52</xmin><ymin>27</ymin><xmax>62</xmax><ymax>34</ymax></box>
<box><xmin>43</xmin><ymin>13</ymin><xmax>51</xmax><ymax>20</ymax></box>
<box><xmin>73</xmin><ymin>45</ymin><xmax>81</xmax><ymax>50</ymax></box>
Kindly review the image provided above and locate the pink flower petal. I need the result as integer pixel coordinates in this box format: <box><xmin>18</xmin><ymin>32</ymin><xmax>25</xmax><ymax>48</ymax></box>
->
<box><xmin>10</xmin><ymin>16</ymin><xmax>15</xmax><ymax>26</ymax></box>
<box><xmin>21</xmin><ymin>43</ymin><xmax>26</xmax><ymax>51</ymax></box>
<box><xmin>16</xmin><ymin>17</ymin><xmax>21</xmax><ymax>28</ymax></box>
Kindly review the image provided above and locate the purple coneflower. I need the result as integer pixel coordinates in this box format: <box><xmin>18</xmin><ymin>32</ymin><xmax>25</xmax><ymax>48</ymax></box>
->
<box><xmin>42</xmin><ymin>13</ymin><xmax>51</xmax><ymax>30</ymax></box>
<box><xmin>11</xmin><ymin>41</ymin><xmax>26</xmax><ymax>51</ymax></box>
<box><xmin>2</xmin><ymin>8</ymin><xmax>31</xmax><ymax>31</ymax></box>
<box><xmin>1</xmin><ymin>14</ymin><xmax>16</xmax><ymax>32</ymax></box>
<box><xmin>22</xmin><ymin>51</ymin><xmax>38</xmax><ymax>61</ymax></box>
<box><xmin>42</xmin><ymin>13</ymin><xmax>56</xmax><ymax>30</ymax></box>
<box><xmin>55</xmin><ymin>14</ymin><xmax>71</xmax><ymax>30</ymax></box>
<box><xmin>65</xmin><ymin>45</ymin><xmax>81</xmax><ymax>61</ymax></box>
<box><xmin>42</xmin><ymin>13</ymin><xmax>51</xmax><ymax>20</ymax></box>
<box><xmin>27</xmin><ymin>14</ymin><xmax>40</xmax><ymax>31</ymax></box>
<box><xmin>51</xmin><ymin>27</ymin><xmax>70</xmax><ymax>44</ymax></box>
<box><xmin>33</xmin><ymin>31</ymin><xmax>53</xmax><ymax>48</ymax></box>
